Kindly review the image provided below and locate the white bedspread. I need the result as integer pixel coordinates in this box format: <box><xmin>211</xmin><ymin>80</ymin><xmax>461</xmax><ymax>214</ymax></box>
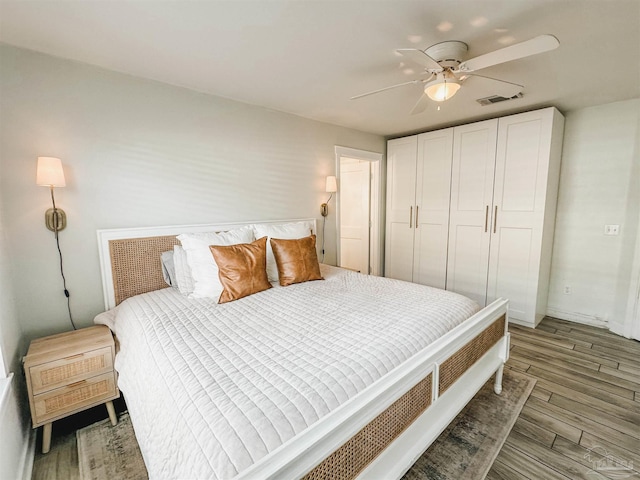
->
<box><xmin>95</xmin><ymin>265</ymin><xmax>479</xmax><ymax>480</ymax></box>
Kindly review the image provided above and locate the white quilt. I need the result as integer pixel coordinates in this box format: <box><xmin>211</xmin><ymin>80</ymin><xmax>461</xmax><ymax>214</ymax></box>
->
<box><xmin>95</xmin><ymin>265</ymin><xmax>479</xmax><ymax>480</ymax></box>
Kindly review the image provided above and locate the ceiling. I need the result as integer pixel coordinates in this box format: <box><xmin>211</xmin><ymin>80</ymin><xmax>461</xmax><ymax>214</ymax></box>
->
<box><xmin>1</xmin><ymin>0</ymin><xmax>639</xmax><ymax>137</ymax></box>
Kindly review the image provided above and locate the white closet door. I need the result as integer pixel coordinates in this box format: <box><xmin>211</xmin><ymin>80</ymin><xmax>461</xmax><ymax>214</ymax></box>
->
<box><xmin>487</xmin><ymin>110</ymin><xmax>554</xmax><ymax>322</ymax></box>
<box><xmin>413</xmin><ymin>128</ymin><xmax>453</xmax><ymax>289</ymax></box>
<box><xmin>446</xmin><ymin>119</ymin><xmax>498</xmax><ymax>306</ymax></box>
<box><xmin>385</xmin><ymin>136</ymin><xmax>417</xmax><ymax>281</ymax></box>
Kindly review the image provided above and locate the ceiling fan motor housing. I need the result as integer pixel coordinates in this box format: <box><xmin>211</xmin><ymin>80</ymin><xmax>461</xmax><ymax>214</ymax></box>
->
<box><xmin>424</xmin><ymin>41</ymin><xmax>468</xmax><ymax>69</ymax></box>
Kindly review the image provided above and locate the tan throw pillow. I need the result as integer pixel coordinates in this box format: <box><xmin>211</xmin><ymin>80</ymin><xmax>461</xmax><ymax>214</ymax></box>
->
<box><xmin>270</xmin><ymin>235</ymin><xmax>323</xmax><ymax>286</ymax></box>
<box><xmin>209</xmin><ymin>236</ymin><xmax>272</xmax><ymax>304</ymax></box>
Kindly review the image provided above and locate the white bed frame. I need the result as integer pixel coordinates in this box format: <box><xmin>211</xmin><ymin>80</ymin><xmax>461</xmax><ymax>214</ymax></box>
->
<box><xmin>96</xmin><ymin>218</ymin><xmax>509</xmax><ymax>480</ymax></box>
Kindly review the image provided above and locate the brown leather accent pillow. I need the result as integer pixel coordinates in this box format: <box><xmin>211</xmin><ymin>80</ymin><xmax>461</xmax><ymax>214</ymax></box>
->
<box><xmin>270</xmin><ymin>235</ymin><xmax>323</xmax><ymax>286</ymax></box>
<box><xmin>209</xmin><ymin>236</ymin><xmax>271</xmax><ymax>304</ymax></box>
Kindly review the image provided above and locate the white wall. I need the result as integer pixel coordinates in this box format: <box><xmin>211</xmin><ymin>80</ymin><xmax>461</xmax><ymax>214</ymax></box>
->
<box><xmin>548</xmin><ymin>99</ymin><xmax>640</xmax><ymax>332</ymax></box>
<box><xmin>0</xmin><ymin>203</ymin><xmax>22</xmax><ymax>379</ymax></box>
<box><xmin>0</xmin><ymin>374</ymin><xmax>32</xmax><ymax>480</ymax></box>
<box><xmin>0</xmin><ymin>191</ymin><xmax>32</xmax><ymax>480</ymax></box>
<box><xmin>0</xmin><ymin>43</ymin><xmax>384</xmax><ymax>340</ymax></box>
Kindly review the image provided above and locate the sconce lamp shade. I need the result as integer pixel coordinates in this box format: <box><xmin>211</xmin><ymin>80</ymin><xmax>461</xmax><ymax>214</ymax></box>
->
<box><xmin>325</xmin><ymin>175</ymin><xmax>337</xmax><ymax>193</ymax></box>
<box><xmin>36</xmin><ymin>157</ymin><xmax>66</xmax><ymax>187</ymax></box>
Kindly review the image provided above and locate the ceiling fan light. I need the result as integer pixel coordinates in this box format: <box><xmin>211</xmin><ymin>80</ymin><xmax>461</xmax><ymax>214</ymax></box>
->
<box><xmin>424</xmin><ymin>75</ymin><xmax>461</xmax><ymax>102</ymax></box>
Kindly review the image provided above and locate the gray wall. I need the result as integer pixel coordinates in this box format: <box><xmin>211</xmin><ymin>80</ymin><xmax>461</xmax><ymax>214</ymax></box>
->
<box><xmin>0</xmin><ymin>44</ymin><xmax>385</xmax><ymax>340</ymax></box>
<box><xmin>0</xmin><ymin>185</ymin><xmax>32</xmax><ymax>480</ymax></box>
<box><xmin>547</xmin><ymin>99</ymin><xmax>640</xmax><ymax>332</ymax></box>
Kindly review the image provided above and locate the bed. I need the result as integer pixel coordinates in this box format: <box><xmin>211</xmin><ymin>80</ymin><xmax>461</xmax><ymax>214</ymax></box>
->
<box><xmin>95</xmin><ymin>218</ymin><xmax>509</xmax><ymax>480</ymax></box>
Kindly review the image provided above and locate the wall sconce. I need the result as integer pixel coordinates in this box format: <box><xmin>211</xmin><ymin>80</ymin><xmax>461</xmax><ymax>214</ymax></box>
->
<box><xmin>36</xmin><ymin>156</ymin><xmax>76</xmax><ymax>329</ymax></box>
<box><xmin>321</xmin><ymin>175</ymin><xmax>338</xmax><ymax>217</ymax></box>
<box><xmin>36</xmin><ymin>156</ymin><xmax>67</xmax><ymax>232</ymax></box>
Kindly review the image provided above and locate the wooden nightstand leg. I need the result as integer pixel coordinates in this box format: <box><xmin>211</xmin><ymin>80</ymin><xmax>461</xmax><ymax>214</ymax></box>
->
<box><xmin>42</xmin><ymin>423</ymin><xmax>52</xmax><ymax>454</ymax></box>
<box><xmin>105</xmin><ymin>401</ymin><xmax>118</xmax><ymax>426</ymax></box>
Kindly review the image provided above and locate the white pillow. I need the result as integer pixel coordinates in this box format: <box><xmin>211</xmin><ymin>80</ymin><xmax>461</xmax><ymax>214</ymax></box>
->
<box><xmin>173</xmin><ymin>246</ymin><xmax>195</xmax><ymax>296</ymax></box>
<box><xmin>177</xmin><ymin>226</ymin><xmax>255</xmax><ymax>298</ymax></box>
<box><xmin>252</xmin><ymin>221</ymin><xmax>314</xmax><ymax>282</ymax></box>
<box><xmin>160</xmin><ymin>250</ymin><xmax>176</xmax><ymax>287</ymax></box>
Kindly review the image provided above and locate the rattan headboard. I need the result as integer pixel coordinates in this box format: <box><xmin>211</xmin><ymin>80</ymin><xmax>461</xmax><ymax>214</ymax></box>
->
<box><xmin>108</xmin><ymin>235</ymin><xmax>180</xmax><ymax>306</ymax></box>
<box><xmin>97</xmin><ymin>218</ymin><xmax>316</xmax><ymax>310</ymax></box>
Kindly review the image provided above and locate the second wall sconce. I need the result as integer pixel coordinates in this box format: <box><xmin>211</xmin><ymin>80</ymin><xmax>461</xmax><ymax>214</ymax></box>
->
<box><xmin>36</xmin><ymin>156</ymin><xmax>67</xmax><ymax>232</ymax></box>
<box><xmin>36</xmin><ymin>155</ymin><xmax>76</xmax><ymax>330</ymax></box>
<box><xmin>321</xmin><ymin>175</ymin><xmax>337</xmax><ymax>217</ymax></box>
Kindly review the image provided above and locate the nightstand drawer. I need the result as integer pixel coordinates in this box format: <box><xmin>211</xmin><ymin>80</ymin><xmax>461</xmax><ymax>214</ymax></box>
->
<box><xmin>29</xmin><ymin>346</ymin><xmax>114</xmax><ymax>395</ymax></box>
<box><xmin>33</xmin><ymin>372</ymin><xmax>117</xmax><ymax>426</ymax></box>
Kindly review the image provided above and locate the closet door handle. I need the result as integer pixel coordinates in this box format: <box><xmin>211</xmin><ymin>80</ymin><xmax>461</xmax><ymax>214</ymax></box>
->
<box><xmin>493</xmin><ymin>206</ymin><xmax>498</xmax><ymax>234</ymax></box>
<box><xmin>415</xmin><ymin>205</ymin><xmax>419</xmax><ymax>228</ymax></box>
<box><xmin>409</xmin><ymin>206</ymin><xmax>413</xmax><ymax>228</ymax></box>
<box><xmin>484</xmin><ymin>206</ymin><xmax>489</xmax><ymax>233</ymax></box>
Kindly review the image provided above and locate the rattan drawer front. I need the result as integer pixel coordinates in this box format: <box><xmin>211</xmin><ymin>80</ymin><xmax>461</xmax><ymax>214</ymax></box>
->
<box><xmin>33</xmin><ymin>372</ymin><xmax>117</xmax><ymax>426</ymax></box>
<box><xmin>29</xmin><ymin>347</ymin><xmax>113</xmax><ymax>395</ymax></box>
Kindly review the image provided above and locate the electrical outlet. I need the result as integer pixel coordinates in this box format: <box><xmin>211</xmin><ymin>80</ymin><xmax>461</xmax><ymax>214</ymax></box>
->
<box><xmin>564</xmin><ymin>286</ymin><xmax>571</xmax><ymax>295</ymax></box>
<box><xmin>604</xmin><ymin>224</ymin><xmax>620</xmax><ymax>235</ymax></box>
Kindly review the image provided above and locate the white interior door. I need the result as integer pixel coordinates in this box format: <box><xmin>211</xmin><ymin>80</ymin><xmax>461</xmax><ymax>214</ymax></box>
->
<box><xmin>335</xmin><ymin>146</ymin><xmax>383</xmax><ymax>276</ymax></box>
<box><xmin>339</xmin><ymin>158</ymin><xmax>371</xmax><ymax>273</ymax></box>
<box><xmin>385</xmin><ymin>136</ymin><xmax>418</xmax><ymax>281</ymax></box>
<box><xmin>413</xmin><ymin>128</ymin><xmax>453</xmax><ymax>289</ymax></box>
<box><xmin>446</xmin><ymin>119</ymin><xmax>498</xmax><ymax>306</ymax></box>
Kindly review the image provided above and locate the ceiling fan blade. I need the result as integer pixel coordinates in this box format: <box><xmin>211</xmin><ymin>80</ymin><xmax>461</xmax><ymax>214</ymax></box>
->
<box><xmin>464</xmin><ymin>74</ymin><xmax>524</xmax><ymax>98</ymax></box>
<box><xmin>397</xmin><ymin>49</ymin><xmax>442</xmax><ymax>71</ymax></box>
<box><xmin>350</xmin><ymin>79</ymin><xmax>421</xmax><ymax>100</ymax></box>
<box><xmin>458</xmin><ymin>34</ymin><xmax>559</xmax><ymax>72</ymax></box>
<box><xmin>410</xmin><ymin>93</ymin><xmax>430</xmax><ymax>115</ymax></box>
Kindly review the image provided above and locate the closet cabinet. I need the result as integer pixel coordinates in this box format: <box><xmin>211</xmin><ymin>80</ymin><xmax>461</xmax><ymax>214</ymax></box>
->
<box><xmin>486</xmin><ymin>108</ymin><xmax>564</xmax><ymax>325</ymax></box>
<box><xmin>446</xmin><ymin>119</ymin><xmax>498</xmax><ymax>306</ymax></box>
<box><xmin>385</xmin><ymin>129</ymin><xmax>453</xmax><ymax>289</ymax></box>
<box><xmin>385</xmin><ymin>107</ymin><xmax>564</xmax><ymax>327</ymax></box>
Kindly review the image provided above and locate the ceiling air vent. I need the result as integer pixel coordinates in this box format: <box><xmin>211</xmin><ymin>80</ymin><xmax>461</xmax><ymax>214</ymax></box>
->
<box><xmin>476</xmin><ymin>92</ymin><xmax>523</xmax><ymax>106</ymax></box>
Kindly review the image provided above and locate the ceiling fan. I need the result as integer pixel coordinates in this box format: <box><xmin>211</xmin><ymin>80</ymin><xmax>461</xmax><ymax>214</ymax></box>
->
<box><xmin>351</xmin><ymin>34</ymin><xmax>559</xmax><ymax>114</ymax></box>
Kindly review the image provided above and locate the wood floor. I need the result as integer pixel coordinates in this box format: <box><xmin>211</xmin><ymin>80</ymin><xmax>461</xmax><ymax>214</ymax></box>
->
<box><xmin>487</xmin><ymin>317</ymin><xmax>640</xmax><ymax>480</ymax></box>
<box><xmin>31</xmin><ymin>397</ymin><xmax>127</xmax><ymax>480</ymax></box>
<box><xmin>32</xmin><ymin>317</ymin><xmax>639</xmax><ymax>480</ymax></box>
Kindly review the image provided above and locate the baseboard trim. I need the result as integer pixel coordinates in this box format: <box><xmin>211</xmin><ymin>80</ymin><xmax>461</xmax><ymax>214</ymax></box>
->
<box><xmin>507</xmin><ymin>317</ymin><xmax>536</xmax><ymax>329</ymax></box>
<box><xmin>21</xmin><ymin>428</ymin><xmax>36</xmax><ymax>480</ymax></box>
<box><xmin>545</xmin><ymin>308</ymin><xmax>608</xmax><ymax>328</ymax></box>
<box><xmin>1</xmin><ymin>373</ymin><xmax>34</xmax><ymax>480</ymax></box>
<box><xmin>608</xmin><ymin>321</ymin><xmax>632</xmax><ymax>339</ymax></box>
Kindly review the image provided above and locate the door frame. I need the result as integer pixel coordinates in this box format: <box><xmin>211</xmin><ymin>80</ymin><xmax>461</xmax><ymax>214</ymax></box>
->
<box><xmin>620</xmin><ymin>206</ymin><xmax>640</xmax><ymax>340</ymax></box>
<box><xmin>334</xmin><ymin>146</ymin><xmax>384</xmax><ymax>276</ymax></box>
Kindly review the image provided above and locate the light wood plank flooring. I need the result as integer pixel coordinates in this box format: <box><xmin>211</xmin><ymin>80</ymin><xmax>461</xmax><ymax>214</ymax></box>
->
<box><xmin>487</xmin><ymin>317</ymin><xmax>640</xmax><ymax>480</ymax></box>
<box><xmin>31</xmin><ymin>397</ymin><xmax>127</xmax><ymax>480</ymax></box>
<box><xmin>33</xmin><ymin>317</ymin><xmax>639</xmax><ymax>479</ymax></box>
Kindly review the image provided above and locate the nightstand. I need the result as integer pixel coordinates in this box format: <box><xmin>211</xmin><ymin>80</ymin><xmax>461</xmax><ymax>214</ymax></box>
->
<box><xmin>23</xmin><ymin>325</ymin><xmax>120</xmax><ymax>453</ymax></box>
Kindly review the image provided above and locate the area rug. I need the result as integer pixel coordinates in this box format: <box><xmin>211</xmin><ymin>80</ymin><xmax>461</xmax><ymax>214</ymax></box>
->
<box><xmin>402</xmin><ymin>369</ymin><xmax>535</xmax><ymax>480</ymax></box>
<box><xmin>77</xmin><ymin>369</ymin><xmax>534</xmax><ymax>480</ymax></box>
<box><xmin>77</xmin><ymin>413</ymin><xmax>147</xmax><ymax>480</ymax></box>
